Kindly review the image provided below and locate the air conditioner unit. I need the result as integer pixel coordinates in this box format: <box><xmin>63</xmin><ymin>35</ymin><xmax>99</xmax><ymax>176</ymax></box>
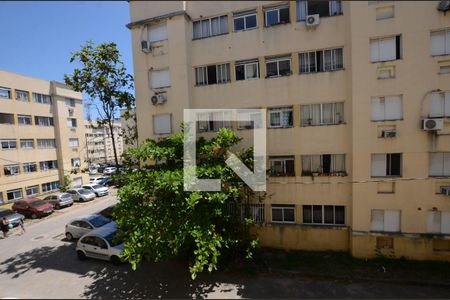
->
<box><xmin>306</xmin><ymin>14</ymin><xmax>320</xmax><ymax>27</ymax></box>
<box><xmin>151</xmin><ymin>93</ymin><xmax>167</xmax><ymax>105</ymax></box>
<box><xmin>141</xmin><ymin>40</ymin><xmax>152</xmax><ymax>53</ymax></box>
<box><xmin>422</xmin><ymin>118</ymin><xmax>444</xmax><ymax>131</ymax></box>
<box><xmin>438</xmin><ymin>0</ymin><xmax>450</xmax><ymax>12</ymax></box>
<box><xmin>441</xmin><ymin>186</ymin><xmax>450</xmax><ymax>195</ymax></box>
<box><xmin>68</xmin><ymin>108</ymin><xmax>74</xmax><ymax>116</ymax></box>
<box><xmin>381</xmin><ymin>129</ymin><xmax>397</xmax><ymax>138</ymax></box>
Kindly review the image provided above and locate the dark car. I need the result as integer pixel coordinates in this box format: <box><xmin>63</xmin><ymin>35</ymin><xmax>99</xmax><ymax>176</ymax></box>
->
<box><xmin>97</xmin><ymin>165</ymin><xmax>106</xmax><ymax>173</ymax></box>
<box><xmin>12</xmin><ymin>198</ymin><xmax>54</xmax><ymax>219</ymax></box>
<box><xmin>98</xmin><ymin>177</ymin><xmax>113</xmax><ymax>187</ymax></box>
<box><xmin>0</xmin><ymin>208</ymin><xmax>25</xmax><ymax>227</ymax></box>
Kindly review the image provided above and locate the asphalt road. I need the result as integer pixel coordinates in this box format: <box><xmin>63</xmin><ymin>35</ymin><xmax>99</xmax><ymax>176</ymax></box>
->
<box><xmin>0</xmin><ymin>191</ymin><xmax>450</xmax><ymax>299</ymax></box>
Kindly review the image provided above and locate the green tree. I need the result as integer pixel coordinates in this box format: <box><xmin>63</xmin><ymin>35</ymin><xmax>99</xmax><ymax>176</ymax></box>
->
<box><xmin>60</xmin><ymin>175</ymin><xmax>72</xmax><ymax>192</ymax></box>
<box><xmin>64</xmin><ymin>40</ymin><xmax>135</xmax><ymax>166</ymax></box>
<box><xmin>114</xmin><ymin>128</ymin><xmax>264</xmax><ymax>279</ymax></box>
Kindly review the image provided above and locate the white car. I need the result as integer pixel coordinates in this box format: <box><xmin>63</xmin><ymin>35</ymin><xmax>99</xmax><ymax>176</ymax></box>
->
<box><xmin>103</xmin><ymin>167</ymin><xmax>117</xmax><ymax>175</ymax></box>
<box><xmin>76</xmin><ymin>224</ymin><xmax>124</xmax><ymax>265</ymax></box>
<box><xmin>89</xmin><ymin>177</ymin><xmax>107</xmax><ymax>184</ymax></box>
<box><xmin>66</xmin><ymin>188</ymin><xmax>96</xmax><ymax>202</ymax></box>
<box><xmin>82</xmin><ymin>184</ymin><xmax>109</xmax><ymax>197</ymax></box>
<box><xmin>65</xmin><ymin>214</ymin><xmax>114</xmax><ymax>240</ymax></box>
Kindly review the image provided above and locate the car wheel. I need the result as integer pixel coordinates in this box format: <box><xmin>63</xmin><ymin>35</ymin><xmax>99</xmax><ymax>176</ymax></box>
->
<box><xmin>31</xmin><ymin>213</ymin><xmax>38</xmax><ymax>219</ymax></box>
<box><xmin>77</xmin><ymin>250</ymin><xmax>86</xmax><ymax>260</ymax></box>
<box><xmin>111</xmin><ymin>255</ymin><xmax>122</xmax><ymax>266</ymax></box>
<box><xmin>55</xmin><ymin>204</ymin><xmax>60</xmax><ymax>210</ymax></box>
<box><xmin>65</xmin><ymin>232</ymin><xmax>73</xmax><ymax>241</ymax></box>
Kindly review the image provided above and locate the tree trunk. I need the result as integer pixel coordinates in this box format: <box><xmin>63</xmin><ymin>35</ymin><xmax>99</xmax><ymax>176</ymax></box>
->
<box><xmin>108</xmin><ymin>120</ymin><xmax>119</xmax><ymax>166</ymax></box>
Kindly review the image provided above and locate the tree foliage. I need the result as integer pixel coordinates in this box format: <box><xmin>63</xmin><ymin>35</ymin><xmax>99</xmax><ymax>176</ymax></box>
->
<box><xmin>60</xmin><ymin>175</ymin><xmax>72</xmax><ymax>192</ymax></box>
<box><xmin>114</xmin><ymin>128</ymin><xmax>264</xmax><ymax>279</ymax></box>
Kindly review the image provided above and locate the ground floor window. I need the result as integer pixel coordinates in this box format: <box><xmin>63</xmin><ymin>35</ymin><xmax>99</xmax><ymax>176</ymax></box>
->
<box><xmin>371</xmin><ymin>209</ymin><xmax>401</xmax><ymax>232</ymax></box>
<box><xmin>26</xmin><ymin>185</ymin><xmax>39</xmax><ymax>197</ymax></box>
<box><xmin>271</xmin><ymin>204</ymin><xmax>295</xmax><ymax>223</ymax></box>
<box><xmin>7</xmin><ymin>189</ymin><xmax>23</xmax><ymax>202</ymax></box>
<box><xmin>302</xmin><ymin>205</ymin><xmax>345</xmax><ymax>225</ymax></box>
<box><xmin>42</xmin><ymin>181</ymin><xmax>60</xmax><ymax>193</ymax></box>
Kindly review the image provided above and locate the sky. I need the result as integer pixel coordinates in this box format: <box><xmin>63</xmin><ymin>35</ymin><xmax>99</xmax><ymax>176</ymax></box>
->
<box><xmin>0</xmin><ymin>1</ymin><xmax>133</xmax><ymax>119</ymax></box>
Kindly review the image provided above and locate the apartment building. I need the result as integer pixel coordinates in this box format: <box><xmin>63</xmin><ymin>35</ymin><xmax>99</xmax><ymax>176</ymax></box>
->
<box><xmin>127</xmin><ymin>1</ymin><xmax>450</xmax><ymax>261</ymax></box>
<box><xmin>85</xmin><ymin>120</ymin><xmax>123</xmax><ymax>165</ymax></box>
<box><xmin>0</xmin><ymin>70</ymin><xmax>88</xmax><ymax>204</ymax></box>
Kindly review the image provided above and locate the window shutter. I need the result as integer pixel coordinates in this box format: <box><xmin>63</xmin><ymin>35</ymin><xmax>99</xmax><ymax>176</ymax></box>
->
<box><xmin>430</xmin><ymin>92</ymin><xmax>444</xmax><ymax>117</ymax></box>
<box><xmin>371</xmin><ymin>97</ymin><xmax>384</xmax><ymax>120</ymax></box>
<box><xmin>442</xmin><ymin>212</ymin><xmax>450</xmax><ymax>234</ymax></box>
<box><xmin>445</xmin><ymin>92</ymin><xmax>450</xmax><ymax>117</ymax></box>
<box><xmin>444</xmin><ymin>153</ymin><xmax>450</xmax><ymax>176</ymax></box>
<box><xmin>427</xmin><ymin>211</ymin><xmax>441</xmax><ymax>233</ymax></box>
<box><xmin>379</xmin><ymin>37</ymin><xmax>396</xmax><ymax>61</ymax></box>
<box><xmin>384</xmin><ymin>95</ymin><xmax>402</xmax><ymax>120</ymax></box>
<box><xmin>370</xmin><ymin>40</ymin><xmax>380</xmax><ymax>62</ymax></box>
<box><xmin>429</xmin><ymin>153</ymin><xmax>444</xmax><ymax>176</ymax></box>
<box><xmin>447</xmin><ymin>30</ymin><xmax>450</xmax><ymax>55</ymax></box>
<box><xmin>149</xmin><ymin>69</ymin><xmax>171</xmax><ymax>89</ymax></box>
<box><xmin>148</xmin><ymin>23</ymin><xmax>167</xmax><ymax>43</ymax></box>
<box><xmin>431</xmin><ymin>31</ymin><xmax>446</xmax><ymax>56</ymax></box>
<box><xmin>371</xmin><ymin>210</ymin><xmax>384</xmax><ymax>231</ymax></box>
<box><xmin>371</xmin><ymin>154</ymin><xmax>386</xmax><ymax>176</ymax></box>
<box><xmin>153</xmin><ymin>114</ymin><xmax>172</xmax><ymax>134</ymax></box>
<box><xmin>384</xmin><ymin>210</ymin><xmax>400</xmax><ymax>232</ymax></box>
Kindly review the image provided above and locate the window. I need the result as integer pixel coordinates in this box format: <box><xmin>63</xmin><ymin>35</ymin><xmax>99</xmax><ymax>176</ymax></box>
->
<box><xmin>371</xmin><ymin>209</ymin><xmax>401</xmax><ymax>232</ymax></box>
<box><xmin>26</xmin><ymin>186</ymin><xmax>39</xmax><ymax>197</ymax></box>
<box><xmin>4</xmin><ymin>164</ymin><xmax>20</xmax><ymax>176</ymax></box>
<box><xmin>431</xmin><ymin>29</ymin><xmax>450</xmax><ymax>56</ymax></box>
<box><xmin>35</xmin><ymin>116</ymin><xmax>54</xmax><ymax>126</ymax></box>
<box><xmin>18</xmin><ymin>114</ymin><xmax>32</xmax><ymax>125</ymax></box>
<box><xmin>271</xmin><ymin>204</ymin><xmax>295</xmax><ymax>223</ymax></box>
<box><xmin>149</xmin><ymin>69</ymin><xmax>171</xmax><ymax>89</ymax></box>
<box><xmin>69</xmin><ymin>138</ymin><xmax>79</xmax><ymax>148</ymax></box>
<box><xmin>237</xmin><ymin>110</ymin><xmax>263</xmax><ymax>129</ymax></box>
<box><xmin>32</xmin><ymin>93</ymin><xmax>52</xmax><ymax>104</ymax></box>
<box><xmin>268</xmin><ymin>107</ymin><xmax>293</xmax><ymax>128</ymax></box>
<box><xmin>40</xmin><ymin>160</ymin><xmax>58</xmax><ymax>171</ymax></box>
<box><xmin>370</xmin><ymin>35</ymin><xmax>401</xmax><ymax>62</ymax></box>
<box><xmin>371</xmin><ymin>153</ymin><xmax>402</xmax><ymax>177</ymax></box>
<box><xmin>0</xmin><ymin>192</ymin><xmax>3</xmax><ymax>204</ymax></box>
<box><xmin>65</xmin><ymin>98</ymin><xmax>76</xmax><ymax>107</ymax></box>
<box><xmin>7</xmin><ymin>189</ymin><xmax>22</xmax><ymax>201</ymax></box>
<box><xmin>71</xmin><ymin>158</ymin><xmax>81</xmax><ymax>168</ymax></box>
<box><xmin>297</xmin><ymin>0</ymin><xmax>342</xmax><ymax>21</ymax></box>
<box><xmin>42</xmin><ymin>181</ymin><xmax>60</xmax><ymax>193</ymax></box>
<box><xmin>1</xmin><ymin>139</ymin><xmax>16</xmax><ymax>150</ymax></box>
<box><xmin>0</xmin><ymin>87</ymin><xmax>11</xmax><ymax>99</ymax></box>
<box><xmin>148</xmin><ymin>23</ymin><xmax>168</xmax><ymax>43</ymax></box>
<box><xmin>269</xmin><ymin>156</ymin><xmax>295</xmax><ymax>176</ymax></box>
<box><xmin>233</xmin><ymin>9</ymin><xmax>257</xmax><ymax>31</ymax></box>
<box><xmin>429</xmin><ymin>91</ymin><xmax>450</xmax><ymax>118</ymax></box>
<box><xmin>376</xmin><ymin>5</ymin><xmax>394</xmax><ymax>20</ymax></box>
<box><xmin>301</xmin><ymin>154</ymin><xmax>346</xmax><ymax>176</ymax></box>
<box><xmin>371</xmin><ymin>95</ymin><xmax>402</xmax><ymax>121</ymax></box>
<box><xmin>16</xmin><ymin>90</ymin><xmax>29</xmax><ymax>101</ymax></box>
<box><xmin>193</xmin><ymin>15</ymin><xmax>228</xmax><ymax>39</ymax></box>
<box><xmin>195</xmin><ymin>63</ymin><xmax>230</xmax><ymax>86</ymax></box>
<box><xmin>427</xmin><ymin>211</ymin><xmax>450</xmax><ymax>234</ymax></box>
<box><xmin>265</xmin><ymin>56</ymin><xmax>291</xmax><ymax>77</ymax></box>
<box><xmin>429</xmin><ymin>152</ymin><xmax>450</xmax><ymax>177</ymax></box>
<box><xmin>23</xmin><ymin>162</ymin><xmax>37</xmax><ymax>173</ymax></box>
<box><xmin>302</xmin><ymin>205</ymin><xmax>345</xmax><ymax>225</ymax></box>
<box><xmin>197</xmin><ymin>111</ymin><xmax>233</xmax><ymax>132</ymax></box>
<box><xmin>300</xmin><ymin>102</ymin><xmax>344</xmax><ymax>126</ymax></box>
<box><xmin>235</xmin><ymin>59</ymin><xmax>259</xmax><ymax>80</ymax></box>
<box><xmin>241</xmin><ymin>203</ymin><xmax>265</xmax><ymax>224</ymax></box>
<box><xmin>153</xmin><ymin>114</ymin><xmax>172</xmax><ymax>135</ymax></box>
<box><xmin>67</xmin><ymin>118</ymin><xmax>77</xmax><ymax>128</ymax></box>
<box><xmin>20</xmin><ymin>139</ymin><xmax>34</xmax><ymax>150</ymax></box>
<box><xmin>0</xmin><ymin>113</ymin><xmax>15</xmax><ymax>124</ymax></box>
<box><xmin>37</xmin><ymin>139</ymin><xmax>56</xmax><ymax>149</ymax></box>
<box><xmin>264</xmin><ymin>5</ymin><xmax>290</xmax><ymax>27</ymax></box>
<box><xmin>299</xmin><ymin>48</ymin><xmax>344</xmax><ymax>73</ymax></box>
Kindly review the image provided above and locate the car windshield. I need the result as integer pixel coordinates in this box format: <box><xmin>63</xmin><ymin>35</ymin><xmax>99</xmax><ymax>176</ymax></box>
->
<box><xmin>104</xmin><ymin>231</ymin><xmax>123</xmax><ymax>247</ymax></box>
<box><xmin>0</xmin><ymin>210</ymin><xmax>13</xmax><ymax>217</ymax></box>
<box><xmin>60</xmin><ymin>193</ymin><xmax>71</xmax><ymax>200</ymax></box>
<box><xmin>79</xmin><ymin>189</ymin><xmax>91</xmax><ymax>195</ymax></box>
<box><xmin>88</xmin><ymin>215</ymin><xmax>111</xmax><ymax>228</ymax></box>
<box><xmin>29</xmin><ymin>200</ymin><xmax>46</xmax><ymax>207</ymax></box>
<box><xmin>92</xmin><ymin>185</ymin><xmax>102</xmax><ymax>189</ymax></box>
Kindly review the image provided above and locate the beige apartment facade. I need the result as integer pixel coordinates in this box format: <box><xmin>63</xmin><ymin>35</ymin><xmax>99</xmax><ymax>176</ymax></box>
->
<box><xmin>128</xmin><ymin>1</ymin><xmax>450</xmax><ymax>260</ymax></box>
<box><xmin>0</xmin><ymin>70</ymin><xmax>88</xmax><ymax>205</ymax></box>
<box><xmin>85</xmin><ymin>120</ymin><xmax>123</xmax><ymax>165</ymax></box>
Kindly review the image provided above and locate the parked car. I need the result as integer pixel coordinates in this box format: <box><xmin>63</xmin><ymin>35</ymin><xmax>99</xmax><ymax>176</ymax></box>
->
<box><xmin>12</xmin><ymin>198</ymin><xmax>54</xmax><ymax>219</ymax></box>
<box><xmin>98</xmin><ymin>204</ymin><xmax>116</xmax><ymax>219</ymax></box>
<box><xmin>43</xmin><ymin>193</ymin><xmax>74</xmax><ymax>209</ymax></box>
<box><xmin>82</xmin><ymin>184</ymin><xmax>109</xmax><ymax>197</ymax></box>
<box><xmin>89</xmin><ymin>168</ymin><xmax>98</xmax><ymax>175</ymax></box>
<box><xmin>76</xmin><ymin>224</ymin><xmax>123</xmax><ymax>265</ymax></box>
<box><xmin>98</xmin><ymin>177</ymin><xmax>113</xmax><ymax>187</ymax></box>
<box><xmin>0</xmin><ymin>208</ymin><xmax>25</xmax><ymax>227</ymax></box>
<box><xmin>66</xmin><ymin>188</ymin><xmax>96</xmax><ymax>202</ymax></box>
<box><xmin>103</xmin><ymin>167</ymin><xmax>117</xmax><ymax>175</ymax></box>
<box><xmin>89</xmin><ymin>177</ymin><xmax>108</xmax><ymax>184</ymax></box>
<box><xmin>97</xmin><ymin>165</ymin><xmax>106</xmax><ymax>173</ymax></box>
<box><xmin>65</xmin><ymin>214</ymin><xmax>114</xmax><ymax>240</ymax></box>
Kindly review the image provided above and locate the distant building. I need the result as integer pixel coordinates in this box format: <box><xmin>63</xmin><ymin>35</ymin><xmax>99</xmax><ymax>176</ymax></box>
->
<box><xmin>85</xmin><ymin>120</ymin><xmax>123</xmax><ymax>165</ymax></box>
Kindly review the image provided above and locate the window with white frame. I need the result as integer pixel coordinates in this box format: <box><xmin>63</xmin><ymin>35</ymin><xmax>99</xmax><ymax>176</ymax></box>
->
<box><xmin>370</xmin><ymin>35</ymin><xmax>401</xmax><ymax>62</ymax></box>
<box><xmin>69</xmin><ymin>138</ymin><xmax>79</xmax><ymax>148</ymax></box>
<box><xmin>265</xmin><ymin>56</ymin><xmax>291</xmax><ymax>77</ymax></box>
<box><xmin>37</xmin><ymin>139</ymin><xmax>56</xmax><ymax>149</ymax></box>
<box><xmin>427</xmin><ymin>210</ymin><xmax>450</xmax><ymax>234</ymax></box>
<box><xmin>35</xmin><ymin>116</ymin><xmax>54</xmax><ymax>126</ymax></box>
<box><xmin>371</xmin><ymin>209</ymin><xmax>401</xmax><ymax>232</ymax></box>
<box><xmin>430</xmin><ymin>29</ymin><xmax>450</xmax><ymax>57</ymax></box>
<box><xmin>0</xmin><ymin>113</ymin><xmax>14</xmax><ymax>124</ymax></box>
<box><xmin>371</xmin><ymin>95</ymin><xmax>402</xmax><ymax>121</ymax></box>
<box><xmin>371</xmin><ymin>153</ymin><xmax>402</xmax><ymax>177</ymax></box>
<box><xmin>269</xmin><ymin>156</ymin><xmax>295</xmax><ymax>176</ymax></box>
<box><xmin>149</xmin><ymin>69</ymin><xmax>171</xmax><ymax>89</ymax></box>
<box><xmin>65</xmin><ymin>98</ymin><xmax>76</xmax><ymax>107</ymax></box>
<box><xmin>193</xmin><ymin>15</ymin><xmax>228</xmax><ymax>39</ymax></box>
<box><xmin>153</xmin><ymin>114</ymin><xmax>172</xmax><ymax>135</ymax></box>
<box><xmin>300</xmin><ymin>102</ymin><xmax>344</xmax><ymax>126</ymax></box>
<box><xmin>235</xmin><ymin>59</ymin><xmax>259</xmax><ymax>80</ymax></box>
<box><xmin>4</xmin><ymin>164</ymin><xmax>20</xmax><ymax>176</ymax></box>
<box><xmin>26</xmin><ymin>185</ymin><xmax>39</xmax><ymax>197</ymax></box>
<box><xmin>233</xmin><ymin>9</ymin><xmax>257</xmax><ymax>31</ymax></box>
<box><xmin>20</xmin><ymin>139</ymin><xmax>34</xmax><ymax>150</ymax></box>
<box><xmin>429</xmin><ymin>91</ymin><xmax>450</xmax><ymax>118</ymax></box>
<box><xmin>42</xmin><ymin>181</ymin><xmax>60</xmax><ymax>193</ymax></box>
<box><xmin>301</xmin><ymin>154</ymin><xmax>346</xmax><ymax>176</ymax></box>
<box><xmin>429</xmin><ymin>152</ymin><xmax>450</xmax><ymax>177</ymax></box>
<box><xmin>67</xmin><ymin>118</ymin><xmax>77</xmax><ymax>128</ymax></box>
<box><xmin>268</xmin><ymin>107</ymin><xmax>293</xmax><ymax>128</ymax></box>
<box><xmin>197</xmin><ymin>111</ymin><xmax>233</xmax><ymax>132</ymax></box>
<box><xmin>299</xmin><ymin>48</ymin><xmax>344</xmax><ymax>73</ymax></box>
<box><xmin>40</xmin><ymin>160</ymin><xmax>58</xmax><ymax>171</ymax></box>
<box><xmin>16</xmin><ymin>90</ymin><xmax>29</xmax><ymax>101</ymax></box>
<box><xmin>237</xmin><ymin>110</ymin><xmax>263</xmax><ymax>129</ymax></box>
<box><xmin>271</xmin><ymin>204</ymin><xmax>295</xmax><ymax>223</ymax></box>
<box><xmin>1</xmin><ymin>139</ymin><xmax>16</xmax><ymax>150</ymax></box>
<box><xmin>148</xmin><ymin>22</ymin><xmax>168</xmax><ymax>43</ymax></box>
<box><xmin>296</xmin><ymin>0</ymin><xmax>342</xmax><ymax>21</ymax></box>
<box><xmin>18</xmin><ymin>114</ymin><xmax>32</xmax><ymax>125</ymax></box>
<box><xmin>32</xmin><ymin>93</ymin><xmax>52</xmax><ymax>104</ymax></box>
<box><xmin>264</xmin><ymin>5</ymin><xmax>290</xmax><ymax>27</ymax></box>
<box><xmin>0</xmin><ymin>87</ymin><xmax>11</xmax><ymax>99</ymax></box>
<box><xmin>195</xmin><ymin>63</ymin><xmax>230</xmax><ymax>86</ymax></box>
<box><xmin>302</xmin><ymin>205</ymin><xmax>345</xmax><ymax>225</ymax></box>
<box><xmin>7</xmin><ymin>189</ymin><xmax>22</xmax><ymax>201</ymax></box>
<box><xmin>23</xmin><ymin>162</ymin><xmax>37</xmax><ymax>173</ymax></box>
<box><xmin>71</xmin><ymin>158</ymin><xmax>81</xmax><ymax>168</ymax></box>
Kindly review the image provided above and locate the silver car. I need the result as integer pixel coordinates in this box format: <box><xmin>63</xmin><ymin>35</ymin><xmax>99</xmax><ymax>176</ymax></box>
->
<box><xmin>65</xmin><ymin>214</ymin><xmax>114</xmax><ymax>240</ymax></box>
<box><xmin>0</xmin><ymin>208</ymin><xmax>24</xmax><ymax>227</ymax></box>
<box><xmin>66</xmin><ymin>188</ymin><xmax>96</xmax><ymax>202</ymax></box>
<box><xmin>82</xmin><ymin>184</ymin><xmax>109</xmax><ymax>197</ymax></box>
<box><xmin>43</xmin><ymin>193</ymin><xmax>74</xmax><ymax>209</ymax></box>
